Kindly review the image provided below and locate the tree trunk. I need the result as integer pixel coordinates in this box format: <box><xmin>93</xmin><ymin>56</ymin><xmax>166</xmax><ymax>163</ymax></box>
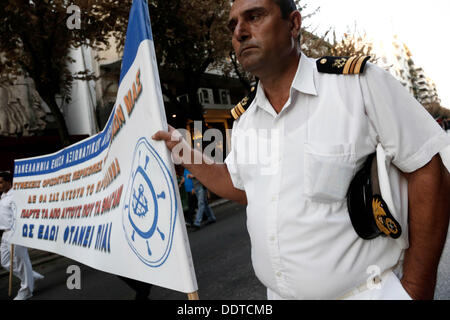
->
<box><xmin>41</xmin><ymin>93</ymin><xmax>71</xmax><ymax>147</ymax></box>
<box><xmin>229</xmin><ymin>52</ymin><xmax>252</xmax><ymax>92</ymax></box>
<box><xmin>184</xmin><ymin>73</ymin><xmax>204</xmax><ymax>122</ymax></box>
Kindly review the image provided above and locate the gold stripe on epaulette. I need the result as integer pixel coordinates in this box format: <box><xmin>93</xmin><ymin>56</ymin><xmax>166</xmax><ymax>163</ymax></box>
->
<box><xmin>343</xmin><ymin>56</ymin><xmax>357</xmax><ymax>75</ymax></box>
<box><xmin>234</xmin><ymin>106</ymin><xmax>242</xmax><ymax>117</ymax></box>
<box><xmin>349</xmin><ymin>56</ymin><xmax>360</xmax><ymax>74</ymax></box>
<box><xmin>231</xmin><ymin>108</ymin><xmax>239</xmax><ymax>120</ymax></box>
<box><xmin>354</xmin><ymin>56</ymin><xmax>368</xmax><ymax>74</ymax></box>
<box><xmin>351</xmin><ymin>56</ymin><xmax>362</xmax><ymax>74</ymax></box>
<box><xmin>236</xmin><ymin>102</ymin><xmax>245</xmax><ymax>115</ymax></box>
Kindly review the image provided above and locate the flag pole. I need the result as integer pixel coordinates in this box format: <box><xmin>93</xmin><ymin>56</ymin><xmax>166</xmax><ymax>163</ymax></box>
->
<box><xmin>8</xmin><ymin>244</ymin><xmax>14</xmax><ymax>297</ymax></box>
<box><xmin>187</xmin><ymin>291</ymin><xmax>199</xmax><ymax>300</ymax></box>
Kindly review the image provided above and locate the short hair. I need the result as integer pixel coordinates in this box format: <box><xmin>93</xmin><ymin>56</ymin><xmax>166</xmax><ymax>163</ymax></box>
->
<box><xmin>273</xmin><ymin>0</ymin><xmax>297</xmax><ymax>19</ymax></box>
<box><xmin>231</xmin><ymin>0</ymin><xmax>298</xmax><ymax>19</ymax></box>
<box><xmin>0</xmin><ymin>171</ymin><xmax>12</xmax><ymax>183</ymax></box>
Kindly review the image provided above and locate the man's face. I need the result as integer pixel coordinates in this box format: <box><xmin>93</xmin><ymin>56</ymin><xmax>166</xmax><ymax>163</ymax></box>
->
<box><xmin>228</xmin><ymin>0</ymin><xmax>296</xmax><ymax>76</ymax></box>
<box><xmin>0</xmin><ymin>177</ymin><xmax>11</xmax><ymax>194</ymax></box>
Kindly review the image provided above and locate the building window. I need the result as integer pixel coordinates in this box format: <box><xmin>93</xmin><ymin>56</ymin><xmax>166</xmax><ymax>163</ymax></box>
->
<box><xmin>177</xmin><ymin>94</ymin><xmax>189</xmax><ymax>104</ymax></box>
<box><xmin>219</xmin><ymin>89</ymin><xmax>231</xmax><ymax>105</ymax></box>
<box><xmin>198</xmin><ymin>88</ymin><xmax>214</xmax><ymax>105</ymax></box>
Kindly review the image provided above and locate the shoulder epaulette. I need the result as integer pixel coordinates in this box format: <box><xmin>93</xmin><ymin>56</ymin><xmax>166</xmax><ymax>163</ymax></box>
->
<box><xmin>316</xmin><ymin>56</ymin><xmax>371</xmax><ymax>75</ymax></box>
<box><xmin>230</xmin><ymin>85</ymin><xmax>257</xmax><ymax>120</ymax></box>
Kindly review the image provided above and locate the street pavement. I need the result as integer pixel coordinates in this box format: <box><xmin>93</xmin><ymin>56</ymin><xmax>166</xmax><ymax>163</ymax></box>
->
<box><xmin>0</xmin><ymin>200</ymin><xmax>266</xmax><ymax>300</ymax></box>
<box><xmin>0</xmin><ymin>200</ymin><xmax>449</xmax><ymax>300</ymax></box>
<box><xmin>435</xmin><ymin>227</ymin><xmax>450</xmax><ymax>300</ymax></box>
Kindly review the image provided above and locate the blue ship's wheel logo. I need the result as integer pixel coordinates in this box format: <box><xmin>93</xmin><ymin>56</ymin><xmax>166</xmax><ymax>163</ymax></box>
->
<box><xmin>122</xmin><ymin>138</ymin><xmax>177</xmax><ymax>267</ymax></box>
<box><xmin>133</xmin><ymin>184</ymin><xmax>148</xmax><ymax>218</ymax></box>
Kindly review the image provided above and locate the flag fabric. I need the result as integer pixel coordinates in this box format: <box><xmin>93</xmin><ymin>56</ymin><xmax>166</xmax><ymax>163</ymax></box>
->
<box><xmin>9</xmin><ymin>0</ymin><xmax>198</xmax><ymax>294</ymax></box>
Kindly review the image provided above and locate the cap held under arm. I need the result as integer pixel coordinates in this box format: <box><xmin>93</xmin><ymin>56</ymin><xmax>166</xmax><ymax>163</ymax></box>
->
<box><xmin>347</xmin><ymin>149</ymin><xmax>402</xmax><ymax>240</ymax></box>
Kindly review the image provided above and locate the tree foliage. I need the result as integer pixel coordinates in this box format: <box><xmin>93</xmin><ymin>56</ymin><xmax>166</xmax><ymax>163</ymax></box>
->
<box><xmin>328</xmin><ymin>31</ymin><xmax>378</xmax><ymax>62</ymax></box>
<box><xmin>147</xmin><ymin>0</ymin><xmax>231</xmax><ymax>122</ymax></box>
<box><xmin>1</xmin><ymin>0</ymin><xmax>409</xmax><ymax>146</ymax></box>
<box><xmin>424</xmin><ymin>102</ymin><xmax>450</xmax><ymax>119</ymax></box>
<box><xmin>0</xmin><ymin>0</ymin><xmax>130</xmax><ymax>145</ymax></box>
<box><xmin>0</xmin><ymin>0</ymin><xmax>235</xmax><ymax>142</ymax></box>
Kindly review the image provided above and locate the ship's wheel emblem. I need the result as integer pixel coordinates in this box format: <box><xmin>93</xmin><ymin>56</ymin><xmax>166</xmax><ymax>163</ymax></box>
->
<box><xmin>123</xmin><ymin>138</ymin><xmax>177</xmax><ymax>267</ymax></box>
<box><xmin>133</xmin><ymin>184</ymin><xmax>148</xmax><ymax>217</ymax></box>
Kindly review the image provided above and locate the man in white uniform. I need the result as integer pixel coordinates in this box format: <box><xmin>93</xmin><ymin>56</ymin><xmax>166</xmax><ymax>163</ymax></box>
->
<box><xmin>153</xmin><ymin>0</ymin><xmax>450</xmax><ymax>299</ymax></box>
<box><xmin>0</xmin><ymin>171</ymin><xmax>44</xmax><ymax>300</ymax></box>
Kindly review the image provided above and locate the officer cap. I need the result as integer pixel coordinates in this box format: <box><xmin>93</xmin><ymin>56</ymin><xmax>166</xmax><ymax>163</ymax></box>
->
<box><xmin>347</xmin><ymin>153</ymin><xmax>402</xmax><ymax>240</ymax></box>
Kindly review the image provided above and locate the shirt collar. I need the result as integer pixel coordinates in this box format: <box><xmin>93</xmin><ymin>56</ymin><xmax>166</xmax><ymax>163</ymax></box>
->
<box><xmin>252</xmin><ymin>52</ymin><xmax>318</xmax><ymax>116</ymax></box>
<box><xmin>1</xmin><ymin>189</ymin><xmax>12</xmax><ymax>199</ymax></box>
<box><xmin>254</xmin><ymin>52</ymin><xmax>318</xmax><ymax>108</ymax></box>
<box><xmin>291</xmin><ymin>52</ymin><xmax>318</xmax><ymax>96</ymax></box>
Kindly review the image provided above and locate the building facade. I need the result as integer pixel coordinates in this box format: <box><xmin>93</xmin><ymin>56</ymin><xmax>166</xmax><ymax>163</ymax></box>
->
<box><xmin>372</xmin><ymin>35</ymin><xmax>441</xmax><ymax>106</ymax></box>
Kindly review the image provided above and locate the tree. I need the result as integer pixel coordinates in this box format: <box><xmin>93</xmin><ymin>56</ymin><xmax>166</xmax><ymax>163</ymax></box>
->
<box><xmin>328</xmin><ymin>31</ymin><xmax>377</xmax><ymax>60</ymax></box>
<box><xmin>1</xmin><ymin>0</ymin><xmax>381</xmax><ymax>146</ymax></box>
<box><xmin>0</xmin><ymin>0</ymin><xmax>238</xmax><ymax>143</ymax></box>
<box><xmin>0</xmin><ymin>0</ymin><xmax>130</xmax><ymax>146</ymax></box>
<box><xmin>148</xmin><ymin>0</ymin><xmax>231</xmax><ymax>122</ymax></box>
<box><xmin>423</xmin><ymin>102</ymin><xmax>450</xmax><ymax>119</ymax></box>
<box><xmin>82</xmin><ymin>0</ymin><xmax>233</xmax><ymax>127</ymax></box>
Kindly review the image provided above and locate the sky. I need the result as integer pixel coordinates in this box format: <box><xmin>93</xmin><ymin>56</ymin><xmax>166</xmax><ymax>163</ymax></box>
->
<box><xmin>304</xmin><ymin>0</ymin><xmax>450</xmax><ymax>109</ymax></box>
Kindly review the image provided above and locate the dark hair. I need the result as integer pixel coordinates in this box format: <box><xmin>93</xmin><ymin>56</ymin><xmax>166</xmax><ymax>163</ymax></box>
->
<box><xmin>273</xmin><ymin>0</ymin><xmax>297</xmax><ymax>19</ymax></box>
<box><xmin>0</xmin><ymin>171</ymin><xmax>12</xmax><ymax>183</ymax></box>
<box><xmin>231</xmin><ymin>0</ymin><xmax>297</xmax><ymax>19</ymax></box>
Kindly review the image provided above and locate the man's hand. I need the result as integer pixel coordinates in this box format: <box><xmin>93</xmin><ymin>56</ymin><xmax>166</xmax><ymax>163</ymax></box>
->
<box><xmin>152</xmin><ymin>125</ymin><xmax>194</xmax><ymax>165</ymax></box>
<box><xmin>152</xmin><ymin>125</ymin><xmax>181</xmax><ymax>151</ymax></box>
<box><xmin>152</xmin><ymin>125</ymin><xmax>247</xmax><ymax>205</ymax></box>
<box><xmin>152</xmin><ymin>125</ymin><xmax>183</xmax><ymax>153</ymax></box>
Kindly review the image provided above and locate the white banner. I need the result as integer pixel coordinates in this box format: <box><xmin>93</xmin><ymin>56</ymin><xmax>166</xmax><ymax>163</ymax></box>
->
<box><xmin>8</xmin><ymin>0</ymin><xmax>198</xmax><ymax>294</ymax></box>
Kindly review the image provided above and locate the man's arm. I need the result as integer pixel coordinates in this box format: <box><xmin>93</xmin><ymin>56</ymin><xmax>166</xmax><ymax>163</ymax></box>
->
<box><xmin>178</xmin><ymin>176</ymin><xmax>185</xmax><ymax>188</ymax></box>
<box><xmin>152</xmin><ymin>126</ymin><xmax>247</xmax><ymax>205</ymax></box>
<box><xmin>401</xmin><ymin>154</ymin><xmax>450</xmax><ymax>300</ymax></box>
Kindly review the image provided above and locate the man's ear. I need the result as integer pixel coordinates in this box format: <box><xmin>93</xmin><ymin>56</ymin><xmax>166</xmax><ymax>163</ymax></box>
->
<box><xmin>289</xmin><ymin>10</ymin><xmax>302</xmax><ymax>40</ymax></box>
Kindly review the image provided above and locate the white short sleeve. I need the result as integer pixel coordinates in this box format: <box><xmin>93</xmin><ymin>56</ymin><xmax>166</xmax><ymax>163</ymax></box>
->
<box><xmin>224</xmin><ymin>122</ymin><xmax>245</xmax><ymax>191</ymax></box>
<box><xmin>0</xmin><ymin>196</ymin><xmax>13</xmax><ymax>230</ymax></box>
<box><xmin>360</xmin><ymin>63</ymin><xmax>450</xmax><ymax>173</ymax></box>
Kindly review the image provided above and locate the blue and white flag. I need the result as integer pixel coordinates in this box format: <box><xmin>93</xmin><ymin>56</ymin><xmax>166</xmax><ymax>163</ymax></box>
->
<box><xmin>9</xmin><ymin>0</ymin><xmax>198</xmax><ymax>294</ymax></box>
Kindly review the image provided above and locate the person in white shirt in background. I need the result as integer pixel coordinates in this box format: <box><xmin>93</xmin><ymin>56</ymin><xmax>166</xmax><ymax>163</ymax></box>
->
<box><xmin>153</xmin><ymin>0</ymin><xmax>450</xmax><ymax>300</ymax></box>
<box><xmin>0</xmin><ymin>171</ymin><xmax>44</xmax><ymax>300</ymax></box>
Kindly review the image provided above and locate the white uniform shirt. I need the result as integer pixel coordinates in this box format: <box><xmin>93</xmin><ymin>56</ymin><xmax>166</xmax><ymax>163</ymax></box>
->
<box><xmin>225</xmin><ymin>52</ymin><xmax>450</xmax><ymax>299</ymax></box>
<box><xmin>0</xmin><ymin>189</ymin><xmax>15</xmax><ymax>243</ymax></box>
<box><xmin>0</xmin><ymin>189</ymin><xmax>14</xmax><ymax>231</ymax></box>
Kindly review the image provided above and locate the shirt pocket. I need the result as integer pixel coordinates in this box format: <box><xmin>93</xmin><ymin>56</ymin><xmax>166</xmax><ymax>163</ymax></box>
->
<box><xmin>303</xmin><ymin>143</ymin><xmax>357</xmax><ymax>203</ymax></box>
